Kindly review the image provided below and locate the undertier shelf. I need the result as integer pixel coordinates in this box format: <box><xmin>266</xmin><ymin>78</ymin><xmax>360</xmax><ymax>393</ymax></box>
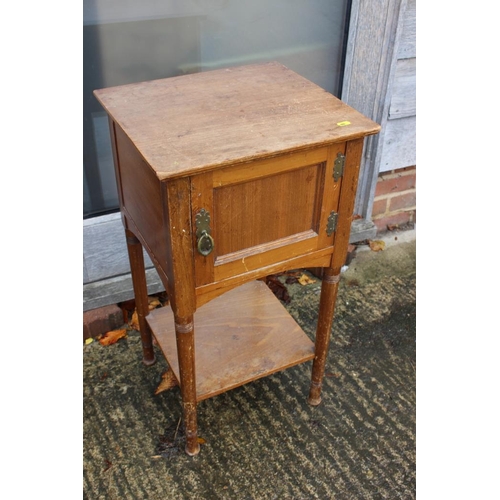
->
<box><xmin>146</xmin><ymin>280</ymin><xmax>315</xmax><ymax>401</ymax></box>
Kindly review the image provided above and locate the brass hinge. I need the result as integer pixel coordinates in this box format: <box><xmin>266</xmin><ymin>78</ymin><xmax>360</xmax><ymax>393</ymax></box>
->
<box><xmin>326</xmin><ymin>211</ymin><xmax>338</xmax><ymax>237</ymax></box>
<box><xmin>333</xmin><ymin>153</ymin><xmax>345</xmax><ymax>182</ymax></box>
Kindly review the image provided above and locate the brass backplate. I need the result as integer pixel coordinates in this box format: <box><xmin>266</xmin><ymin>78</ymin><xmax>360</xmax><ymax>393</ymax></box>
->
<box><xmin>195</xmin><ymin>208</ymin><xmax>211</xmax><ymax>239</ymax></box>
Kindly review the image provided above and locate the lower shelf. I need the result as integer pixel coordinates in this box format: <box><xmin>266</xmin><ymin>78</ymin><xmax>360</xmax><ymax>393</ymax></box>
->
<box><xmin>146</xmin><ymin>280</ymin><xmax>315</xmax><ymax>401</ymax></box>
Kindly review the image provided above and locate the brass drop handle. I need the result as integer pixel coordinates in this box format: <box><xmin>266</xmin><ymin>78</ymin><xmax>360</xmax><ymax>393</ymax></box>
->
<box><xmin>195</xmin><ymin>208</ymin><xmax>215</xmax><ymax>257</ymax></box>
<box><xmin>197</xmin><ymin>230</ymin><xmax>214</xmax><ymax>256</ymax></box>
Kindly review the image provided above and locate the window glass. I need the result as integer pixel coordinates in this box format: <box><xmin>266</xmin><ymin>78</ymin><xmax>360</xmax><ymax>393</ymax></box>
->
<box><xmin>83</xmin><ymin>0</ymin><xmax>349</xmax><ymax>218</ymax></box>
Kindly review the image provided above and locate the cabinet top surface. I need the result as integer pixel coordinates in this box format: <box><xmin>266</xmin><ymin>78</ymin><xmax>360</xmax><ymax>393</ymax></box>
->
<box><xmin>94</xmin><ymin>62</ymin><xmax>380</xmax><ymax>180</ymax></box>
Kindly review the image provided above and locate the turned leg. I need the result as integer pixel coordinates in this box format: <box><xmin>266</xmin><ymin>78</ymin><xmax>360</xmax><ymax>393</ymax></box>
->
<box><xmin>308</xmin><ymin>267</ymin><xmax>341</xmax><ymax>405</ymax></box>
<box><xmin>125</xmin><ymin>229</ymin><xmax>156</xmax><ymax>366</ymax></box>
<box><xmin>174</xmin><ymin>315</ymin><xmax>200</xmax><ymax>456</ymax></box>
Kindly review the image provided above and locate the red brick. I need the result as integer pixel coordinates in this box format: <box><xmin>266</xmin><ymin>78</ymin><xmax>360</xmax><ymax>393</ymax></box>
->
<box><xmin>372</xmin><ymin>198</ymin><xmax>388</xmax><ymax>217</ymax></box>
<box><xmin>389</xmin><ymin>192</ymin><xmax>416</xmax><ymax>212</ymax></box>
<box><xmin>375</xmin><ymin>171</ymin><xmax>416</xmax><ymax>197</ymax></box>
<box><xmin>83</xmin><ymin>304</ymin><xmax>124</xmax><ymax>341</ymax></box>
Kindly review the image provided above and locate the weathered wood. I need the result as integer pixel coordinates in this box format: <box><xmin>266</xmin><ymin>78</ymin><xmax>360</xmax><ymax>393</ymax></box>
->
<box><xmin>389</xmin><ymin>58</ymin><xmax>416</xmax><ymax>119</ymax></box>
<box><xmin>342</xmin><ymin>0</ymin><xmax>409</xmax><ymax>219</ymax></box>
<box><xmin>83</xmin><ymin>267</ymin><xmax>164</xmax><ymax>312</ymax></box>
<box><xmin>398</xmin><ymin>0</ymin><xmax>416</xmax><ymax>59</ymax></box>
<box><xmin>379</xmin><ymin>115</ymin><xmax>416</xmax><ymax>173</ymax></box>
<box><xmin>94</xmin><ymin>61</ymin><xmax>379</xmax><ymax>181</ymax></box>
<box><xmin>83</xmin><ymin>212</ymin><xmax>153</xmax><ymax>284</ymax></box>
<box><xmin>83</xmin><ymin>254</ymin><xmax>89</xmax><ymax>284</ymax></box>
<box><xmin>147</xmin><ymin>280</ymin><xmax>315</xmax><ymax>402</ymax></box>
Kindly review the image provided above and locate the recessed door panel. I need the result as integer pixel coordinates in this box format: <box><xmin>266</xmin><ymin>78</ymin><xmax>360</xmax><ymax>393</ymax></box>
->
<box><xmin>191</xmin><ymin>144</ymin><xmax>345</xmax><ymax>287</ymax></box>
<box><xmin>213</xmin><ymin>163</ymin><xmax>321</xmax><ymax>257</ymax></box>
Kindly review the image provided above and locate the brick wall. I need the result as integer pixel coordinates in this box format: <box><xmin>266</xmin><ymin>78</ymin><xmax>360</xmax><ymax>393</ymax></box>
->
<box><xmin>372</xmin><ymin>166</ymin><xmax>416</xmax><ymax>233</ymax></box>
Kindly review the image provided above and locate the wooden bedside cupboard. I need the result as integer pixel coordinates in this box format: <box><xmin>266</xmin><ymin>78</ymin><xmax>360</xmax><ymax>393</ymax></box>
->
<box><xmin>94</xmin><ymin>62</ymin><xmax>380</xmax><ymax>456</ymax></box>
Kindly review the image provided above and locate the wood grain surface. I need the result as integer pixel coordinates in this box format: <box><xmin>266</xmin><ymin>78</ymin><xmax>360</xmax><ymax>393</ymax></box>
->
<box><xmin>147</xmin><ymin>280</ymin><xmax>315</xmax><ymax>401</ymax></box>
<box><xmin>94</xmin><ymin>62</ymin><xmax>380</xmax><ymax>180</ymax></box>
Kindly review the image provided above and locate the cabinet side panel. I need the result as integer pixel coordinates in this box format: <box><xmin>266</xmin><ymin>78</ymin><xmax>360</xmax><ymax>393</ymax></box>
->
<box><xmin>114</xmin><ymin>124</ymin><xmax>168</xmax><ymax>273</ymax></box>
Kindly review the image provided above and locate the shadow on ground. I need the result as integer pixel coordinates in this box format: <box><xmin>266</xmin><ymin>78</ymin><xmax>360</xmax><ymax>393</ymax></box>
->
<box><xmin>83</xmin><ymin>236</ymin><xmax>416</xmax><ymax>500</ymax></box>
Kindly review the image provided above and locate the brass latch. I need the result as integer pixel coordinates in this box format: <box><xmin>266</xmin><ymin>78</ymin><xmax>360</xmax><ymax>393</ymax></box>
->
<box><xmin>333</xmin><ymin>153</ymin><xmax>345</xmax><ymax>182</ymax></box>
<box><xmin>195</xmin><ymin>208</ymin><xmax>214</xmax><ymax>256</ymax></box>
<box><xmin>326</xmin><ymin>211</ymin><xmax>338</xmax><ymax>237</ymax></box>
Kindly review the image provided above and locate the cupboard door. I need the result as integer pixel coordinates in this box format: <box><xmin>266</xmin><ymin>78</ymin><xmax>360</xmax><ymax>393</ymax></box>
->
<box><xmin>191</xmin><ymin>144</ymin><xmax>345</xmax><ymax>287</ymax></box>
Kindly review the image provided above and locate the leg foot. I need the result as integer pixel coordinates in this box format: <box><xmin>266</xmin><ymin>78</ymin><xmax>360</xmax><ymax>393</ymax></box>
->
<box><xmin>309</xmin><ymin>269</ymin><xmax>340</xmax><ymax>405</ymax></box>
<box><xmin>307</xmin><ymin>396</ymin><xmax>322</xmax><ymax>406</ymax></box>
<box><xmin>185</xmin><ymin>441</ymin><xmax>201</xmax><ymax>456</ymax></box>
<box><xmin>142</xmin><ymin>355</ymin><xmax>157</xmax><ymax>366</ymax></box>
<box><xmin>183</xmin><ymin>401</ymin><xmax>200</xmax><ymax>456</ymax></box>
<box><xmin>308</xmin><ymin>380</ymin><xmax>322</xmax><ymax>405</ymax></box>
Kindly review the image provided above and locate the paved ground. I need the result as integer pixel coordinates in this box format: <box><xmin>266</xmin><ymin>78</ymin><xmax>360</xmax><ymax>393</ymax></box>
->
<box><xmin>83</xmin><ymin>231</ymin><xmax>416</xmax><ymax>499</ymax></box>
